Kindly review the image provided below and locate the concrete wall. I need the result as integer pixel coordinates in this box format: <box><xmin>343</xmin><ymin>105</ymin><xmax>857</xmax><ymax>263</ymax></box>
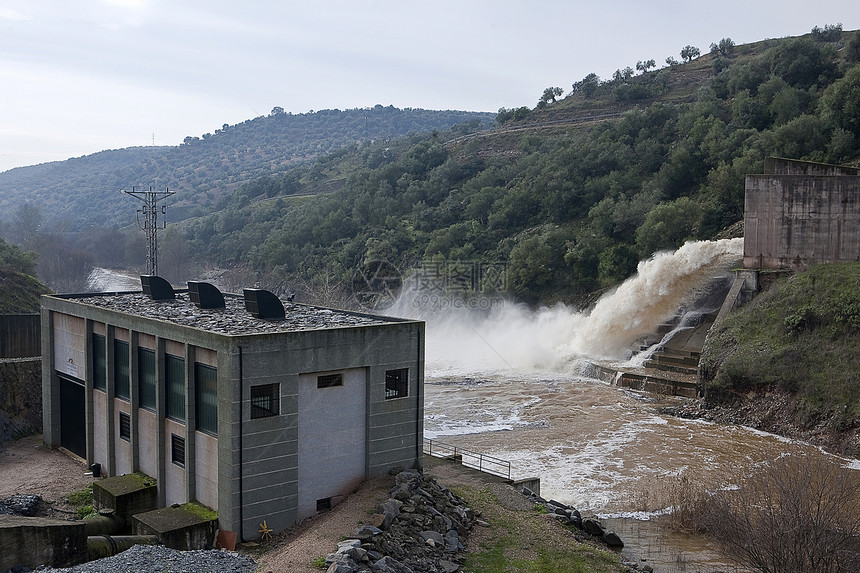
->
<box><xmin>220</xmin><ymin>321</ymin><xmax>424</xmax><ymax>539</ymax></box>
<box><xmin>0</xmin><ymin>314</ymin><xmax>40</xmax><ymax>358</ymax></box>
<box><xmin>0</xmin><ymin>515</ymin><xmax>86</xmax><ymax>569</ymax></box>
<box><xmin>744</xmin><ymin>172</ymin><xmax>860</xmax><ymax>270</ymax></box>
<box><xmin>0</xmin><ymin>357</ymin><xmax>42</xmax><ymax>442</ymax></box>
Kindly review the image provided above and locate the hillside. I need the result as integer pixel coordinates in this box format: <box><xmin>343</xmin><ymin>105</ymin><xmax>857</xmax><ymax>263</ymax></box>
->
<box><xmin>0</xmin><ymin>106</ymin><xmax>495</xmax><ymax>230</ymax></box>
<box><xmin>696</xmin><ymin>263</ymin><xmax>860</xmax><ymax>456</ymax></box>
<box><xmin>173</xmin><ymin>27</ymin><xmax>860</xmax><ymax>307</ymax></box>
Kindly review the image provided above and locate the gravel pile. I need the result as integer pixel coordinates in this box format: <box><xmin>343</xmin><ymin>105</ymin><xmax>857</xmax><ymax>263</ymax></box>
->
<box><xmin>32</xmin><ymin>545</ymin><xmax>257</xmax><ymax>573</ymax></box>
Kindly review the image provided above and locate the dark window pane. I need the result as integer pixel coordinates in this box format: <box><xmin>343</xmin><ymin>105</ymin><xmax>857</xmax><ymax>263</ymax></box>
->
<box><xmin>385</xmin><ymin>368</ymin><xmax>408</xmax><ymax>400</ymax></box>
<box><xmin>250</xmin><ymin>383</ymin><xmax>279</xmax><ymax>419</ymax></box>
<box><xmin>114</xmin><ymin>340</ymin><xmax>129</xmax><ymax>400</ymax></box>
<box><xmin>93</xmin><ymin>334</ymin><xmax>106</xmax><ymax>391</ymax></box>
<box><xmin>317</xmin><ymin>373</ymin><xmax>343</xmax><ymax>389</ymax></box>
<box><xmin>138</xmin><ymin>348</ymin><xmax>156</xmax><ymax>410</ymax></box>
<box><xmin>195</xmin><ymin>363</ymin><xmax>218</xmax><ymax>434</ymax></box>
<box><xmin>165</xmin><ymin>354</ymin><xmax>185</xmax><ymax>421</ymax></box>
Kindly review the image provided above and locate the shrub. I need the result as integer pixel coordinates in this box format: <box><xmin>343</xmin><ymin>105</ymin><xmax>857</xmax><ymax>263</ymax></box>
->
<box><xmin>701</xmin><ymin>454</ymin><xmax>860</xmax><ymax>573</ymax></box>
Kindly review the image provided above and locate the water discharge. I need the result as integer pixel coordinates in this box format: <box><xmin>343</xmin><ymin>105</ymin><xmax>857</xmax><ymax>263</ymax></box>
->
<box><xmin>400</xmin><ymin>238</ymin><xmax>857</xmax><ymax>572</ymax></box>
<box><xmin>394</xmin><ymin>238</ymin><xmax>743</xmax><ymax>375</ymax></box>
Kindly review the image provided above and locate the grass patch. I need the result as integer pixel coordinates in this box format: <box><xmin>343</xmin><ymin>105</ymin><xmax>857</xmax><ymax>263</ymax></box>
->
<box><xmin>453</xmin><ymin>484</ymin><xmax>627</xmax><ymax>573</ymax></box>
<box><xmin>68</xmin><ymin>484</ymin><xmax>97</xmax><ymax>520</ymax></box>
<box><xmin>179</xmin><ymin>501</ymin><xmax>218</xmax><ymax>521</ymax></box>
<box><xmin>311</xmin><ymin>556</ymin><xmax>327</xmax><ymax>569</ymax></box>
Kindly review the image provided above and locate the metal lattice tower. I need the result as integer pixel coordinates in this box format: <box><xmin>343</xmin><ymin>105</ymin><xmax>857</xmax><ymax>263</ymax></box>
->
<box><xmin>122</xmin><ymin>186</ymin><xmax>175</xmax><ymax>276</ymax></box>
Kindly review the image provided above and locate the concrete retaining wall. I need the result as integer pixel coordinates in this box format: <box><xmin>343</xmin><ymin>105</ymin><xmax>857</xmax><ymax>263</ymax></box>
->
<box><xmin>0</xmin><ymin>515</ymin><xmax>86</xmax><ymax>569</ymax></box>
<box><xmin>0</xmin><ymin>357</ymin><xmax>42</xmax><ymax>443</ymax></box>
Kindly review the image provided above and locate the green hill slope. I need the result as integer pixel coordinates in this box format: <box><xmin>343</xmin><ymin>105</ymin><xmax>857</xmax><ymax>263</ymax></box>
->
<box><xmin>176</xmin><ymin>28</ymin><xmax>860</xmax><ymax>306</ymax></box>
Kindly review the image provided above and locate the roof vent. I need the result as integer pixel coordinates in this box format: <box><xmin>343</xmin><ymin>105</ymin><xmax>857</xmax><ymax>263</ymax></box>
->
<box><xmin>188</xmin><ymin>281</ymin><xmax>225</xmax><ymax>309</ymax></box>
<box><xmin>140</xmin><ymin>275</ymin><xmax>175</xmax><ymax>301</ymax></box>
<box><xmin>243</xmin><ymin>289</ymin><xmax>285</xmax><ymax>320</ymax></box>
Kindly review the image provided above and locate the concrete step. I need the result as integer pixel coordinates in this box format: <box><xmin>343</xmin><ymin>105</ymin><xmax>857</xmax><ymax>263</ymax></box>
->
<box><xmin>642</xmin><ymin>360</ymin><xmax>699</xmax><ymax>376</ymax></box>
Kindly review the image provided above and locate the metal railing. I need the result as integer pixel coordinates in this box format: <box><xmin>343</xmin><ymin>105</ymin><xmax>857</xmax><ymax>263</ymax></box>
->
<box><xmin>423</xmin><ymin>438</ymin><xmax>511</xmax><ymax>480</ymax></box>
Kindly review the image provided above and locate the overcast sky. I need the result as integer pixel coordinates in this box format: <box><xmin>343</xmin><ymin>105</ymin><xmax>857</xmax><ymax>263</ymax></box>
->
<box><xmin>0</xmin><ymin>0</ymin><xmax>857</xmax><ymax>173</ymax></box>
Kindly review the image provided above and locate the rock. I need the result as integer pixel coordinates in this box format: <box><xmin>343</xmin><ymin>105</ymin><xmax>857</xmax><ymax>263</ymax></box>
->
<box><xmin>583</xmin><ymin>518</ymin><xmax>605</xmax><ymax>536</ymax></box>
<box><xmin>418</xmin><ymin>530</ymin><xmax>444</xmax><ymax>547</ymax></box>
<box><xmin>379</xmin><ymin>498</ymin><xmax>402</xmax><ymax>530</ymax></box>
<box><xmin>327</xmin><ymin>562</ymin><xmax>354</xmax><ymax>573</ymax></box>
<box><xmin>353</xmin><ymin>524</ymin><xmax>383</xmax><ymax>542</ymax></box>
<box><xmin>602</xmin><ymin>531</ymin><xmax>624</xmax><ymax>548</ymax></box>
<box><xmin>372</xmin><ymin>555</ymin><xmax>413</xmax><ymax>573</ymax></box>
<box><xmin>438</xmin><ymin>559</ymin><xmax>460</xmax><ymax>573</ymax></box>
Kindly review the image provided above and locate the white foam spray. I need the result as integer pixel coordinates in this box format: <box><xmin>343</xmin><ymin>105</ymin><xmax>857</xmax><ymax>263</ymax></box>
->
<box><xmin>391</xmin><ymin>238</ymin><xmax>743</xmax><ymax>376</ymax></box>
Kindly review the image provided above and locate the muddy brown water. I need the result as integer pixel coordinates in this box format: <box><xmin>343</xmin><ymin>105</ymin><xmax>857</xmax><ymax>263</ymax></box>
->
<box><xmin>424</xmin><ymin>373</ymin><xmax>846</xmax><ymax>573</ymax></box>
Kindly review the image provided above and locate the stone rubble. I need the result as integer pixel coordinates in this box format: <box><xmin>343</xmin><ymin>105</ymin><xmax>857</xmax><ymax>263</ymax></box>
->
<box><xmin>74</xmin><ymin>292</ymin><xmax>389</xmax><ymax>335</ymax></box>
<box><xmin>0</xmin><ymin>494</ymin><xmax>42</xmax><ymax>517</ymax></box>
<box><xmin>322</xmin><ymin>469</ymin><xmax>477</xmax><ymax>573</ymax></box>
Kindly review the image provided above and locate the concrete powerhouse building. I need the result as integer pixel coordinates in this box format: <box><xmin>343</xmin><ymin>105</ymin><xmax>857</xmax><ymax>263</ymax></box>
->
<box><xmin>41</xmin><ymin>278</ymin><xmax>424</xmax><ymax>539</ymax></box>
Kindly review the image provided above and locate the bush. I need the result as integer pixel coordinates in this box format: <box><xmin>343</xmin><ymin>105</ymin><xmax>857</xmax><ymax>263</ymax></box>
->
<box><xmin>701</xmin><ymin>454</ymin><xmax>860</xmax><ymax>573</ymax></box>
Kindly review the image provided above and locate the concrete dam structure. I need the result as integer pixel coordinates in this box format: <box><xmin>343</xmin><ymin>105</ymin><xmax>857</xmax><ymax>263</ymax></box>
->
<box><xmin>744</xmin><ymin>157</ymin><xmax>860</xmax><ymax>271</ymax></box>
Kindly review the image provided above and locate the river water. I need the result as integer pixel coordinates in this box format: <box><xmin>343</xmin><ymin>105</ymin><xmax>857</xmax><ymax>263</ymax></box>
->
<box><xmin>406</xmin><ymin>240</ymin><xmax>859</xmax><ymax>572</ymax></box>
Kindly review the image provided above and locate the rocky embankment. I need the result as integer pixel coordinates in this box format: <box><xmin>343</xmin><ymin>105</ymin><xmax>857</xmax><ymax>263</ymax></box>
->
<box><xmin>321</xmin><ymin>468</ymin><xmax>630</xmax><ymax>573</ymax></box>
<box><xmin>323</xmin><ymin>469</ymin><xmax>476</xmax><ymax>573</ymax></box>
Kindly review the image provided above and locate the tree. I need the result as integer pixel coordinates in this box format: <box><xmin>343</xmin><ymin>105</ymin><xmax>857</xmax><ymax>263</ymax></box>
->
<box><xmin>710</xmin><ymin>38</ymin><xmax>735</xmax><ymax>56</ymax></box>
<box><xmin>636</xmin><ymin>59</ymin><xmax>656</xmax><ymax>74</ymax></box>
<box><xmin>665</xmin><ymin>56</ymin><xmax>680</xmax><ymax>67</ymax></box>
<box><xmin>680</xmin><ymin>45</ymin><xmax>700</xmax><ymax>62</ymax></box>
<box><xmin>612</xmin><ymin>67</ymin><xmax>635</xmax><ymax>82</ymax></box>
<box><xmin>635</xmin><ymin>197</ymin><xmax>702</xmax><ymax>256</ymax></box>
<box><xmin>539</xmin><ymin>86</ymin><xmax>564</xmax><ymax>106</ymax></box>
<box><xmin>0</xmin><ymin>237</ymin><xmax>38</xmax><ymax>275</ymax></box>
<box><xmin>572</xmin><ymin>73</ymin><xmax>600</xmax><ymax>98</ymax></box>
<box><xmin>819</xmin><ymin>65</ymin><xmax>860</xmax><ymax>138</ymax></box>
<box><xmin>270</xmin><ymin>106</ymin><xmax>285</xmax><ymax>116</ymax></box>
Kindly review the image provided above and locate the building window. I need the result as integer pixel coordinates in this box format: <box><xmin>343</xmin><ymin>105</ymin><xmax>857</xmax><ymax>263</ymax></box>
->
<box><xmin>165</xmin><ymin>354</ymin><xmax>185</xmax><ymax>422</ymax></box>
<box><xmin>138</xmin><ymin>348</ymin><xmax>156</xmax><ymax>411</ymax></box>
<box><xmin>114</xmin><ymin>340</ymin><xmax>130</xmax><ymax>400</ymax></box>
<box><xmin>171</xmin><ymin>434</ymin><xmax>185</xmax><ymax>467</ymax></box>
<box><xmin>195</xmin><ymin>363</ymin><xmax>218</xmax><ymax>434</ymax></box>
<box><xmin>385</xmin><ymin>368</ymin><xmax>408</xmax><ymax>400</ymax></box>
<box><xmin>93</xmin><ymin>334</ymin><xmax>106</xmax><ymax>391</ymax></box>
<box><xmin>250</xmin><ymin>383</ymin><xmax>279</xmax><ymax>419</ymax></box>
<box><xmin>119</xmin><ymin>411</ymin><xmax>131</xmax><ymax>441</ymax></box>
<box><xmin>317</xmin><ymin>373</ymin><xmax>343</xmax><ymax>389</ymax></box>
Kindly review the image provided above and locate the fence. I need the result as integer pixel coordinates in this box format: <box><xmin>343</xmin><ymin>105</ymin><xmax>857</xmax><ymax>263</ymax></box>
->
<box><xmin>423</xmin><ymin>438</ymin><xmax>511</xmax><ymax>480</ymax></box>
<box><xmin>0</xmin><ymin>314</ymin><xmax>40</xmax><ymax>358</ymax></box>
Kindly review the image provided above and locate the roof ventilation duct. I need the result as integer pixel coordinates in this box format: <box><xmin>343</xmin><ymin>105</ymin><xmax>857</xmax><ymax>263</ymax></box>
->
<box><xmin>188</xmin><ymin>281</ymin><xmax>225</xmax><ymax>309</ymax></box>
<box><xmin>243</xmin><ymin>289</ymin><xmax>285</xmax><ymax>320</ymax></box>
<box><xmin>140</xmin><ymin>275</ymin><xmax>175</xmax><ymax>301</ymax></box>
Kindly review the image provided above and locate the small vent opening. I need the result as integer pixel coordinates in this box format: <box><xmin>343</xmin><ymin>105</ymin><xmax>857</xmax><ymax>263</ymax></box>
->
<box><xmin>316</xmin><ymin>497</ymin><xmax>332</xmax><ymax>512</ymax></box>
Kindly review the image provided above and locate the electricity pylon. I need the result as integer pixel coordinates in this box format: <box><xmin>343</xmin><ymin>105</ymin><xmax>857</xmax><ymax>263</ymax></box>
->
<box><xmin>122</xmin><ymin>187</ymin><xmax>175</xmax><ymax>276</ymax></box>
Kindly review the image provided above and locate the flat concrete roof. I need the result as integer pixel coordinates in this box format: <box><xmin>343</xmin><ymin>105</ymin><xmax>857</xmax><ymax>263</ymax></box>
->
<box><xmin>47</xmin><ymin>291</ymin><xmax>404</xmax><ymax>335</ymax></box>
